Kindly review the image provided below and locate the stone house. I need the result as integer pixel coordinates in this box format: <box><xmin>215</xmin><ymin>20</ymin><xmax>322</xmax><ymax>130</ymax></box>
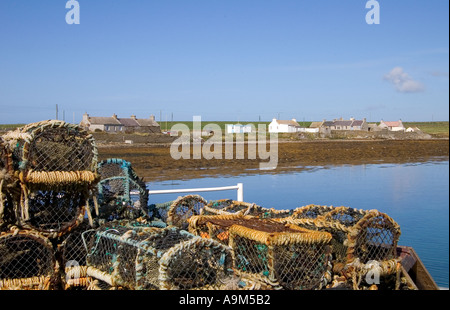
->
<box><xmin>80</xmin><ymin>113</ymin><xmax>160</xmax><ymax>133</ymax></box>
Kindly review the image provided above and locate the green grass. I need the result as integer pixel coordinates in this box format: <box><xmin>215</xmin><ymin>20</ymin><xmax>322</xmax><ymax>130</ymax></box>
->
<box><xmin>0</xmin><ymin>124</ymin><xmax>25</xmax><ymax>130</ymax></box>
<box><xmin>403</xmin><ymin>121</ymin><xmax>449</xmax><ymax>137</ymax></box>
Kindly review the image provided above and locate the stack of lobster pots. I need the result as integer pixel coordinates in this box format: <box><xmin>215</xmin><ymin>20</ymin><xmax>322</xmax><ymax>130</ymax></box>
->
<box><xmin>0</xmin><ymin>120</ymin><xmax>99</xmax><ymax>290</ymax></box>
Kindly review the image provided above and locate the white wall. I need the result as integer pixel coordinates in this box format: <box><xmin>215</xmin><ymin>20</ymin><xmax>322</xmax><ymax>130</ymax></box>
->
<box><xmin>269</xmin><ymin>122</ymin><xmax>297</xmax><ymax>133</ymax></box>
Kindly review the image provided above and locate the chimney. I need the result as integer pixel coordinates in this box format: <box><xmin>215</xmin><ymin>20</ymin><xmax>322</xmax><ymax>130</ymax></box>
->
<box><xmin>150</xmin><ymin>115</ymin><xmax>155</xmax><ymax>121</ymax></box>
<box><xmin>292</xmin><ymin>118</ymin><xmax>297</xmax><ymax>122</ymax></box>
<box><xmin>82</xmin><ymin>112</ymin><xmax>89</xmax><ymax>123</ymax></box>
<box><xmin>131</xmin><ymin>115</ymin><xmax>137</xmax><ymax>120</ymax></box>
<box><xmin>350</xmin><ymin>117</ymin><xmax>355</xmax><ymax>121</ymax></box>
<box><xmin>112</xmin><ymin>113</ymin><xmax>118</xmax><ymax>119</ymax></box>
<box><xmin>363</xmin><ymin>118</ymin><xmax>366</xmax><ymax>122</ymax></box>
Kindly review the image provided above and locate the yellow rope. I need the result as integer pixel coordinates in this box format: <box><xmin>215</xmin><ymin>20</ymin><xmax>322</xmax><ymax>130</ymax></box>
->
<box><xmin>25</xmin><ymin>170</ymin><xmax>97</xmax><ymax>185</ymax></box>
<box><xmin>0</xmin><ymin>276</ymin><xmax>51</xmax><ymax>290</ymax></box>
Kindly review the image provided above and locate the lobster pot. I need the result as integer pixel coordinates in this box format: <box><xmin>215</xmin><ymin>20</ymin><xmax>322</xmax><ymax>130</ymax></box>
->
<box><xmin>1</xmin><ymin>121</ymin><xmax>99</xmax><ymax>237</ymax></box>
<box><xmin>0</xmin><ymin>139</ymin><xmax>16</xmax><ymax>229</ymax></box>
<box><xmin>188</xmin><ymin>214</ymin><xmax>256</xmax><ymax>245</ymax></box>
<box><xmin>18</xmin><ymin>183</ymin><xmax>89</xmax><ymax>238</ymax></box>
<box><xmin>318</xmin><ymin>207</ymin><xmax>401</xmax><ymax>266</ymax></box>
<box><xmin>97</xmin><ymin>159</ymin><xmax>149</xmax><ymax>221</ymax></box>
<box><xmin>84</xmin><ymin>226</ymin><xmax>233</xmax><ymax>290</ymax></box>
<box><xmin>292</xmin><ymin>205</ymin><xmax>334</xmax><ymax>220</ymax></box>
<box><xmin>201</xmin><ymin>200</ymin><xmax>256</xmax><ymax>216</ymax></box>
<box><xmin>0</xmin><ymin>229</ymin><xmax>57</xmax><ymax>290</ymax></box>
<box><xmin>61</xmin><ymin>220</ymin><xmax>165</xmax><ymax>290</ymax></box>
<box><xmin>57</xmin><ymin>220</ymin><xmax>95</xmax><ymax>270</ymax></box>
<box><xmin>163</xmin><ymin>195</ymin><xmax>207</xmax><ymax>230</ymax></box>
<box><xmin>0</xmin><ymin>138</ymin><xmax>12</xmax><ymax>177</ymax></box>
<box><xmin>0</xmin><ymin>190</ymin><xmax>15</xmax><ymax>231</ymax></box>
<box><xmin>244</xmin><ymin>205</ymin><xmax>293</xmax><ymax>219</ymax></box>
<box><xmin>229</xmin><ymin>220</ymin><xmax>333</xmax><ymax>290</ymax></box>
<box><xmin>202</xmin><ymin>200</ymin><xmax>293</xmax><ymax>219</ymax></box>
<box><xmin>16</xmin><ymin>120</ymin><xmax>97</xmax><ymax>174</ymax></box>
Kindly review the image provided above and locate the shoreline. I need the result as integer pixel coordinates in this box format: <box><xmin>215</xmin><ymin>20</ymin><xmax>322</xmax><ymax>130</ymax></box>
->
<box><xmin>97</xmin><ymin>139</ymin><xmax>449</xmax><ymax>182</ymax></box>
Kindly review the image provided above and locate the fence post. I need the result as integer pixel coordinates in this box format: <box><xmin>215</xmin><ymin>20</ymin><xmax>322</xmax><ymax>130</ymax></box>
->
<box><xmin>237</xmin><ymin>183</ymin><xmax>244</xmax><ymax>202</ymax></box>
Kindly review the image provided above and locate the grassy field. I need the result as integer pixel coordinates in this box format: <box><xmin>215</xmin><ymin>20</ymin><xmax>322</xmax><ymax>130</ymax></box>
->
<box><xmin>0</xmin><ymin>124</ymin><xmax>26</xmax><ymax>130</ymax></box>
<box><xmin>403</xmin><ymin>122</ymin><xmax>449</xmax><ymax>137</ymax></box>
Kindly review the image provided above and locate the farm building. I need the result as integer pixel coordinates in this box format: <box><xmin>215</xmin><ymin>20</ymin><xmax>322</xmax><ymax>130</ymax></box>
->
<box><xmin>80</xmin><ymin>113</ymin><xmax>160</xmax><ymax>133</ymax></box>
<box><xmin>321</xmin><ymin>117</ymin><xmax>369</xmax><ymax>131</ymax></box>
<box><xmin>269</xmin><ymin>118</ymin><xmax>301</xmax><ymax>133</ymax></box>
<box><xmin>379</xmin><ymin>120</ymin><xmax>405</xmax><ymax>132</ymax></box>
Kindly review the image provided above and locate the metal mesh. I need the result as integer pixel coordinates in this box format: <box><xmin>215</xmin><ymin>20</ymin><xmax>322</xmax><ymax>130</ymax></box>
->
<box><xmin>189</xmin><ymin>214</ymin><xmax>332</xmax><ymax>290</ymax></box>
<box><xmin>0</xmin><ymin>229</ymin><xmax>56</xmax><ymax>290</ymax></box>
<box><xmin>1</xmin><ymin>121</ymin><xmax>99</xmax><ymax>238</ymax></box>
<box><xmin>57</xmin><ymin>220</ymin><xmax>95</xmax><ymax>268</ymax></box>
<box><xmin>166</xmin><ymin>195</ymin><xmax>207</xmax><ymax>230</ymax></box>
<box><xmin>229</xmin><ymin>221</ymin><xmax>332</xmax><ymax>290</ymax></box>
<box><xmin>352</xmin><ymin>212</ymin><xmax>400</xmax><ymax>263</ymax></box>
<box><xmin>323</xmin><ymin>206</ymin><xmax>367</xmax><ymax>228</ymax></box>
<box><xmin>27</xmin><ymin>128</ymin><xmax>95</xmax><ymax>172</ymax></box>
<box><xmin>18</xmin><ymin>186</ymin><xmax>88</xmax><ymax>238</ymax></box>
<box><xmin>201</xmin><ymin>200</ymin><xmax>258</xmax><ymax>216</ymax></box>
<box><xmin>0</xmin><ymin>139</ymin><xmax>15</xmax><ymax>229</ymax></box>
<box><xmin>292</xmin><ymin>204</ymin><xmax>334</xmax><ymax>220</ymax></box>
<box><xmin>97</xmin><ymin>159</ymin><xmax>149</xmax><ymax>222</ymax></box>
<box><xmin>0</xmin><ymin>139</ymin><xmax>8</xmax><ymax>173</ymax></box>
<box><xmin>203</xmin><ymin>200</ymin><xmax>292</xmax><ymax>219</ymax></box>
<box><xmin>1</xmin><ymin>121</ymin><xmax>96</xmax><ymax>174</ymax></box>
<box><xmin>0</xmin><ymin>190</ymin><xmax>14</xmax><ymax>230</ymax></box>
<box><xmin>83</xmin><ymin>226</ymin><xmax>233</xmax><ymax>290</ymax></box>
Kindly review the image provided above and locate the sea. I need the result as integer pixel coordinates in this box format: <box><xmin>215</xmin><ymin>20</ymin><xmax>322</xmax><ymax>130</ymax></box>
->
<box><xmin>146</xmin><ymin>158</ymin><xmax>449</xmax><ymax>288</ymax></box>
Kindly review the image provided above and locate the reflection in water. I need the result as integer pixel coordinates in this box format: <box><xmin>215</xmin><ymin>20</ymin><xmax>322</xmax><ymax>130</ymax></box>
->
<box><xmin>147</xmin><ymin>160</ymin><xmax>449</xmax><ymax>288</ymax></box>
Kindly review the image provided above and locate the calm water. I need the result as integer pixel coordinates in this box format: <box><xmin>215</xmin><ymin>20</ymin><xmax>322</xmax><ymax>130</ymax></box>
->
<box><xmin>147</xmin><ymin>160</ymin><xmax>449</xmax><ymax>288</ymax></box>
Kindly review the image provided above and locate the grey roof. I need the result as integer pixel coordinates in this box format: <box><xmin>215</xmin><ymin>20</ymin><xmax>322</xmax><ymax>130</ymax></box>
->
<box><xmin>118</xmin><ymin>118</ymin><xmax>140</xmax><ymax>127</ymax></box>
<box><xmin>88</xmin><ymin>117</ymin><xmax>121</xmax><ymax>125</ymax></box>
<box><xmin>351</xmin><ymin>120</ymin><xmax>364</xmax><ymax>126</ymax></box>
<box><xmin>323</xmin><ymin>121</ymin><xmax>335</xmax><ymax>127</ymax></box>
<box><xmin>136</xmin><ymin>118</ymin><xmax>160</xmax><ymax>127</ymax></box>
<box><xmin>322</xmin><ymin>119</ymin><xmax>365</xmax><ymax>127</ymax></box>
<box><xmin>334</xmin><ymin>120</ymin><xmax>353</xmax><ymax>126</ymax></box>
<box><xmin>86</xmin><ymin>115</ymin><xmax>159</xmax><ymax>127</ymax></box>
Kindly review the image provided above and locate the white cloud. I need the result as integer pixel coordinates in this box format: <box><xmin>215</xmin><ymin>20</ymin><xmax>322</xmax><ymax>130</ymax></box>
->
<box><xmin>383</xmin><ymin>67</ymin><xmax>425</xmax><ymax>93</ymax></box>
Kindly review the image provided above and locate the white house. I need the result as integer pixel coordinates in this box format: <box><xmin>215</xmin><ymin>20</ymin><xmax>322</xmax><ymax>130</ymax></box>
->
<box><xmin>298</xmin><ymin>127</ymin><xmax>320</xmax><ymax>133</ymax></box>
<box><xmin>379</xmin><ymin>120</ymin><xmax>405</xmax><ymax>132</ymax></box>
<box><xmin>226</xmin><ymin>124</ymin><xmax>254</xmax><ymax>134</ymax></box>
<box><xmin>268</xmin><ymin>118</ymin><xmax>301</xmax><ymax>133</ymax></box>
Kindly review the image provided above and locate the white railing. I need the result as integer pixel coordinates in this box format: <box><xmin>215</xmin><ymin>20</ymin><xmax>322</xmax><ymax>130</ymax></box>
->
<box><xmin>148</xmin><ymin>183</ymin><xmax>244</xmax><ymax>202</ymax></box>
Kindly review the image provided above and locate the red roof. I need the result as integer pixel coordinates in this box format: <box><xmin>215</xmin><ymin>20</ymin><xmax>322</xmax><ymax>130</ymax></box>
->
<box><xmin>383</xmin><ymin>121</ymin><xmax>402</xmax><ymax>127</ymax></box>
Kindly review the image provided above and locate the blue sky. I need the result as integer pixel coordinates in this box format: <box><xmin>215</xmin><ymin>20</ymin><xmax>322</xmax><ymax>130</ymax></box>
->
<box><xmin>0</xmin><ymin>0</ymin><xmax>448</xmax><ymax>124</ymax></box>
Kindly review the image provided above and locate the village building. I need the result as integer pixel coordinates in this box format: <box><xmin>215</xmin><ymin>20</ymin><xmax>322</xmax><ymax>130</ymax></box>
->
<box><xmin>378</xmin><ymin>120</ymin><xmax>405</xmax><ymax>132</ymax></box>
<box><xmin>226</xmin><ymin>124</ymin><xmax>254</xmax><ymax>134</ymax></box>
<box><xmin>268</xmin><ymin>118</ymin><xmax>301</xmax><ymax>133</ymax></box>
<box><xmin>320</xmin><ymin>117</ymin><xmax>369</xmax><ymax>131</ymax></box>
<box><xmin>80</xmin><ymin>113</ymin><xmax>160</xmax><ymax>133</ymax></box>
